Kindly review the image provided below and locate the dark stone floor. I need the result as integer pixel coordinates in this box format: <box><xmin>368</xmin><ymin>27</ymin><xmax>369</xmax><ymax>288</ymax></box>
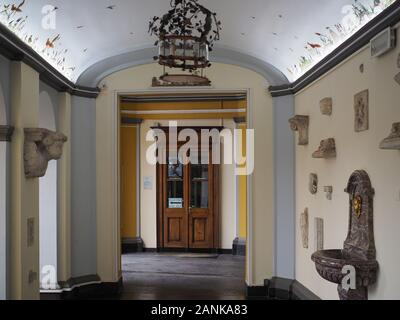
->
<box><xmin>119</xmin><ymin>253</ymin><xmax>246</xmax><ymax>300</ymax></box>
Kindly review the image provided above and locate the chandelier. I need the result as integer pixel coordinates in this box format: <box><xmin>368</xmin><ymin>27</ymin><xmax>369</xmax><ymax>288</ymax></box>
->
<box><xmin>149</xmin><ymin>0</ymin><xmax>222</xmax><ymax>86</ymax></box>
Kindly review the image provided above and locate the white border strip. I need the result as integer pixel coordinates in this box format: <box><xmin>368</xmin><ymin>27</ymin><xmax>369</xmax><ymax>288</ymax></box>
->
<box><xmin>121</xmin><ymin>109</ymin><xmax>246</xmax><ymax>115</ymax></box>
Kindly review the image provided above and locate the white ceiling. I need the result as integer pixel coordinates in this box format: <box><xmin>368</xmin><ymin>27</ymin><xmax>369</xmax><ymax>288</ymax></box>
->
<box><xmin>0</xmin><ymin>0</ymin><xmax>396</xmax><ymax>83</ymax></box>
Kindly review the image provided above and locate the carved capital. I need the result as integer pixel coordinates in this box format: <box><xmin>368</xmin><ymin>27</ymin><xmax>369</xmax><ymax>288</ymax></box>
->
<box><xmin>312</xmin><ymin>138</ymin><xmax>336</xmax><ymax>159</ymax></box>
<box><xmin>0</xmin><ymin>125</ymin><xmax>15</xmax><ymax>142</ymax></box>
<box><xmin>24</xmin><ymin>128</ymin><xmax>68</xmax><ymax>178</ymax></box>
<box><xmin>289</xmin><ymin>115</ymin><xmax>309</xmax><ymax>145</ymax></box>
<box><xmin>324</xmin><ymin>186</ymin><xmax>333</xmax><ymax>200</ymax></box>
<box><xmin>380</xmin><ymin>122</ymin><xmax>400</xmax><ymax>150</ymax></box>
<box><xmin>395</xmin><ymin>72</ymin><xmax>400</xmax><ymax>86</ymax></box>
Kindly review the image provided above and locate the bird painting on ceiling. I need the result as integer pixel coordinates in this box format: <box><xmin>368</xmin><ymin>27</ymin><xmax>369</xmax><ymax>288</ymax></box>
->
<box><xmin>288</xmin><ymin>0</ymin><xmax>397</xmax><ymax>80</ymax></box>
<box><xmin>45</xmin><ymin>34</ymin><xmax>60</xmax><ymax>49</ymax></box>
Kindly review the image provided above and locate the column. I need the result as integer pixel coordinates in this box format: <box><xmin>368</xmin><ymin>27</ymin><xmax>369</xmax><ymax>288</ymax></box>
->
<box><xmin>0</xmin><ymin>126</ymin><xmax>14</xmax><ymax>300</ymax></box>
<box><xmin>57</xmin><ymin>92</ymin><xmax>71</xmax><ymax>284</ymax></box>
<box><xmin>10</xmin><ymin>62</ymin><xmax>40</xmax><ymax>300</ymax></box>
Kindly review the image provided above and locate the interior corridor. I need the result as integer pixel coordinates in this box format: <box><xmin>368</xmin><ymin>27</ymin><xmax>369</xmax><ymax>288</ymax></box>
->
<box><xmin>119</xmin><ymin>253</ymin><xmax>246</xmax><ymax>300</ymax></box>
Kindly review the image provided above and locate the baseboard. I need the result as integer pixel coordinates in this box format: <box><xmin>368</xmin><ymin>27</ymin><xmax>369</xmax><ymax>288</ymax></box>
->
<box><xmin>246</xmin><ymin>277</ymin><xmax>320</xmax><ymax>300</ymax></box>
<box><xmin>232</xmin><ymin>238</ymin><xmax>246</xmax><ymax>256</ymax></box>
<box><xmin>122</xmin><ymin>237</ymin><xmax>144</xmax><ymax>254</ymax></box>
<box><xmin>40</xmin><ymin>275</ymin><xmax>123</xmax><ymax>300</ymax></box>
<box><xmin>246</xmin><ymin>285</ymin><xmax>268</xmax><ymax>300</ymax></box>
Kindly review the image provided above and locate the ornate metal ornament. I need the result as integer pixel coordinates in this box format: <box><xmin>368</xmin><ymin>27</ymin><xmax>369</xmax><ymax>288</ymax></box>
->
<box><xmin>149</xmin><ymin>0</ymin><xmax>222</xmax><ymax>86</ymax></box>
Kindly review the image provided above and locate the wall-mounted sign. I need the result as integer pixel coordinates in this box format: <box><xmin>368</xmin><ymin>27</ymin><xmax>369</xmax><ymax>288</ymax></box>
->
<box><xmin>169</xmin><ymin>198</ymin><xmax>183</xmax><ymax>208</ymax></box>
<box><xmin>144</xmin><ymin>176</ymin><xmax>153</xmax><ymax>190</ymax></box>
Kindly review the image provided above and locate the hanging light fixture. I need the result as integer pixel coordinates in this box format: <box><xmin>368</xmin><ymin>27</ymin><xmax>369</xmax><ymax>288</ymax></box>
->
<box><xmin>149</xmin><ymin>0</ymin><xmax>222</xmax><ymax>86</ymax></box>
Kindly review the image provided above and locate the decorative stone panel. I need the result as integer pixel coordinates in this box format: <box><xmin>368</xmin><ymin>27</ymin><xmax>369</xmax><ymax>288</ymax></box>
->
<box><xmin>289</xmin><ymin>115</ymin><xmax>309</xmax><ymax>145</ymax></box>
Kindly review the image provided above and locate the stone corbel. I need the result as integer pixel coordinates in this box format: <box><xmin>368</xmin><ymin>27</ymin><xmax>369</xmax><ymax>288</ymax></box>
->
<box><xmin>312</xmin><ymin>138</ymin><xmax>336</xmax><ymax>159</ymax></box>
<box><xmin>380</xmin><ymin>122</ymin><xmax>400</xmax><ymax>150</ymax></box>
<box><xmin>24</xmin><ymin>128</ymin><xmax>67</xmax><ymax>178</ymax></box>
<box><xmin>289</xmin><ymin>115</ymin><xmax>309</xmax><ymax>145</ymax></box>
<box><xmin>0</xmin><ymin>125</ymin><xmax>15</xmax><ymax>142</ymax></box>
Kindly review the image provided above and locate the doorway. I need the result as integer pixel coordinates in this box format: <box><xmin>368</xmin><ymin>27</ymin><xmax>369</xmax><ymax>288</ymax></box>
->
<box><xmin>158</xmin><ymin>134</ymin><xmax>220</xmax><ymax>251</ymax></box>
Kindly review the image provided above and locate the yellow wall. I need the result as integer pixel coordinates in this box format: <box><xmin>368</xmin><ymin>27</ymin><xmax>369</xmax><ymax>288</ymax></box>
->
<box><xmin>294</xmin><ymin>27</ymin><xmax>400</xmax><ymax>299</ymax></box>
<box><xmin>120</xmin><ymin>126</ymin><xmax>137</xmax><ymax>239</ymax></box>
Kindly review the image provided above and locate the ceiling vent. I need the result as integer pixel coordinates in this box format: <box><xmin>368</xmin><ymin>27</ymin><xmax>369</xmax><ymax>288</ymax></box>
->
<box><xmin>370</xmin><ymin>27</ymin><xmax>396</xmax><ymax>58</ymax></box>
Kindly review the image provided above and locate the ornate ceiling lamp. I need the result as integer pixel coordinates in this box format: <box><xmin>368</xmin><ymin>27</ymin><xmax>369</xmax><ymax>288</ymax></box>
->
<box><xmin>149</xmin><ymin>0</ymin><xmax>222</xmax><ymax>86</ymax></box>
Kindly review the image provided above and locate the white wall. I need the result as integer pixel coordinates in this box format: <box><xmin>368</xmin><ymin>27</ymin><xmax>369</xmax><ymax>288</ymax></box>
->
<box><xmin>139</xmin><ymin>119</ymin><xmax>236</xmax><ymax>250</ymax></box>
<box><xmin>294</xmin><ymin>27</ymin><xmax>400</xmax><ymax>300</ymax></box>
<box><xmin>96</xmin><ymin>62</ymin><xmax>275</xmax><ymax>285</ymax></box>
<box><xmin>38</xmin><ymin>88</ymin><xmax>58</xmax><ymax>289</ymax></box>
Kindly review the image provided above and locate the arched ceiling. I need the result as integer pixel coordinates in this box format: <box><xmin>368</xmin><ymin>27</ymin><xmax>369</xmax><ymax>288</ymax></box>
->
<box><xmin>0</xmin><ymin>0</ymin><xmax>397</xmax><ymax>84</ymax></box>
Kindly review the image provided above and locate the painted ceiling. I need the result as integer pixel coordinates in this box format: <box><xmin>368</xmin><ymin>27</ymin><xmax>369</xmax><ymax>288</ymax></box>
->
<box><xmin>0</xmin><ymin>0</ymin><xmax>397</xmax><ymax>83</ymax></box>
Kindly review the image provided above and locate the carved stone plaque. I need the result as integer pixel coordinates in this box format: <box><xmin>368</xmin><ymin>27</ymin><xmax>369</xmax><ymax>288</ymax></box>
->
<box><xmin>300</xmin><ymin>208</ymin><xmax>309</xmax><ymax>249</ymax></box>
<box><xmin>354</xmin><ymin>90</ymin><xmax>369</xmax><ymax>132</ymax></box>
<box><xmin>309</xmin><ymin>173</ymin><xmax>318</xmax><ymax>195</ymax></box>
<box><xmin>320</xmin><ymin>98</ymin><xmax>332</xmax><ymax>116</ymax></box>
<box><xmin>324</xmin><ymin>186</ymin><xmax>333</xmax><ymax>200</ymax></box>
<box><xmin>314</xmin><ymin>218</ymin><xmax>324</xmax><ymax>251</ymax></box>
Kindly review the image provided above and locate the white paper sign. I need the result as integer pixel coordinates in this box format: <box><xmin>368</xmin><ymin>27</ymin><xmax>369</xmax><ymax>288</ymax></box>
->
<box><xmin>144</xmin><ymin>176</ymin><xmax>153</xmax><ymax>190</ymax></box>
<box><xmin>169</xmin><ymin>198</ymin><xmax>183</xmax><ymax>208</ymax></box>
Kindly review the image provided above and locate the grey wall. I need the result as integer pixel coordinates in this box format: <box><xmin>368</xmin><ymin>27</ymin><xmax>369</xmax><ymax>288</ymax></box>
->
<box><xmin>71</xmin><ymin>96</ymin><xmax>97</xmax><ymax>277</ymax></box>
<box><xmin>0</xmin><ymin>54</ymin><xmax>10</xmax><ymax>300</ymax></box>
<box><xmin>273</xmin><ymin>95</ymin><xmax>295</xmax><ymax>280</ymax></box>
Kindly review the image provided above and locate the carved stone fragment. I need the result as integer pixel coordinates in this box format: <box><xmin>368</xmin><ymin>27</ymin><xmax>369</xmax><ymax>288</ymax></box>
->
<box><xmin>24</xmin><ymin>128</ymin><xmax>67</xmax><ymax>178</ymax></box>
<box><xmin>309</xmin><ymin>173</ymin><xmax>318</xmax><ymax>195</ymax></box>
<box><xmin>395</xmin><ymin>72</ymin><xmax>400</xmax><ymax>86</ymax></box>
<box><xmin>289</xmin><ymin>115</ymin><xmax>309</xmax><ymax>145</ymax></box>
<box><xmin>320</xmin><ymin>98</ymin><xmax>332</xmax><ymax>116</ymax></box>
<box><xmin>354</xmin><ymin>90</ymin><xmax>369</xmax><ymax>132</ymax></box>
<box><xmin>324</xmin><ymin>186</ymin><xmax>333</xmax><ymax>200</ymax></box>
<box><xmin>300</xmin><ymin>208</ymin><xmax>309</xmax><ymax>249</ymax></box>
<box><xmin>314</xmin><ymin>218</ymin><xmax>324</xmax><ymax>251</ymax></box>
<box><xmin>0</xmin><ymin>125</ymin><xmax>14</xmax><ymax>142</ymax></box>
<box><xmin>380</xmin><ymin>123</ymin><xmax>400</xmax><ymax>150</ymax></box>
<box><xmin>312</xmin><ymin>138</ymin><xmax>336</xmax><ymax>159</ymax></box>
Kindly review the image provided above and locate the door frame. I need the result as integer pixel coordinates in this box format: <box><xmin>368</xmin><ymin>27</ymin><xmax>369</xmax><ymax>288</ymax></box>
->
<box><xmin>155</xmin><ymin>127</ymin><xmax>222</xmax><ymax>252</ymax></box>
<box><xmin>113</xmin><ymin>88</ymin><xmax>253</xmax><ymax>283</ymax></box>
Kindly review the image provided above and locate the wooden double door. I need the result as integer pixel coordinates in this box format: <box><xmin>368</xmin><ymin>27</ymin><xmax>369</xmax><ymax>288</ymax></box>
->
<box><xmin>158</xmin><ymin>150</ymin><xmax>219</xmax><ymax>250</ymax></box>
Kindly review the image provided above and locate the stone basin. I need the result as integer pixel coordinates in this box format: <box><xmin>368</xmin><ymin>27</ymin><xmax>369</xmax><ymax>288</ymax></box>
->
<box><xmin>311</xmin><ymin>249</ymin><xmax>378</xmax><ymax>287</ymax></box>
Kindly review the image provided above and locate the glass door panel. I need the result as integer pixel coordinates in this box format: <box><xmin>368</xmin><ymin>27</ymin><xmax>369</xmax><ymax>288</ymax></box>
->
<box><xmin>190</xmin><ymin>164</ymin><xmax>209</xmax><ymax>209</ymax></box>
<box><xmin>167</xmin><ymin>156</ymin><xmax>184</xmax><ymax>209</ymax></box>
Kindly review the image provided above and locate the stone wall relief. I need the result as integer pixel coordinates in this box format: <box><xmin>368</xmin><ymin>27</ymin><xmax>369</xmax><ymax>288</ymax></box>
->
<box><xmin>314</xmin><ymin>218</ymin><xmax>324</xmax><ymax>252</ymax></box>
<box><xmin>323</xmin><ymin>186</ymin><xmax>333</xmax><ymax>200</ymax></box>
<box><xmin>289</xmin><ymin>115</ymin><xmax>309</xmax><ymax>146</ymax></box>
<box><xmin>309</xmin><ymin>173</ymin><xmax>318</xmax><ymax>195</ymax></box>
<box><xmin>380</xmin><ymin>123</ymin><xmax>400</xmax><ymax>150</ymax></box>
<box><xmin>320</xmin><ymin>97</ymin><xmax>332</xmax><ymax>116</ymax></box>
<box><xmin>395</xmin><ymin>53</ymin><xmax>400</xmax><ymax>86</ymax></box>
<box><xmin>24</xmin><ymin>128</ymin><xmax>68</xmax><ymax>178</ymax></box>
<box><xmin>312</xmin><ymin>138</ymin><xmax>336</xmax><ymax>159</ymax></box>
<box><xmin>300</xmin><ymin>208</ymin><xmax>309</xmax><ymax>249</ymax></box>
<box><xmin>354</xmin><ymin>90</ymin><xmax>369</xmax><ymax>132</ymax></box>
